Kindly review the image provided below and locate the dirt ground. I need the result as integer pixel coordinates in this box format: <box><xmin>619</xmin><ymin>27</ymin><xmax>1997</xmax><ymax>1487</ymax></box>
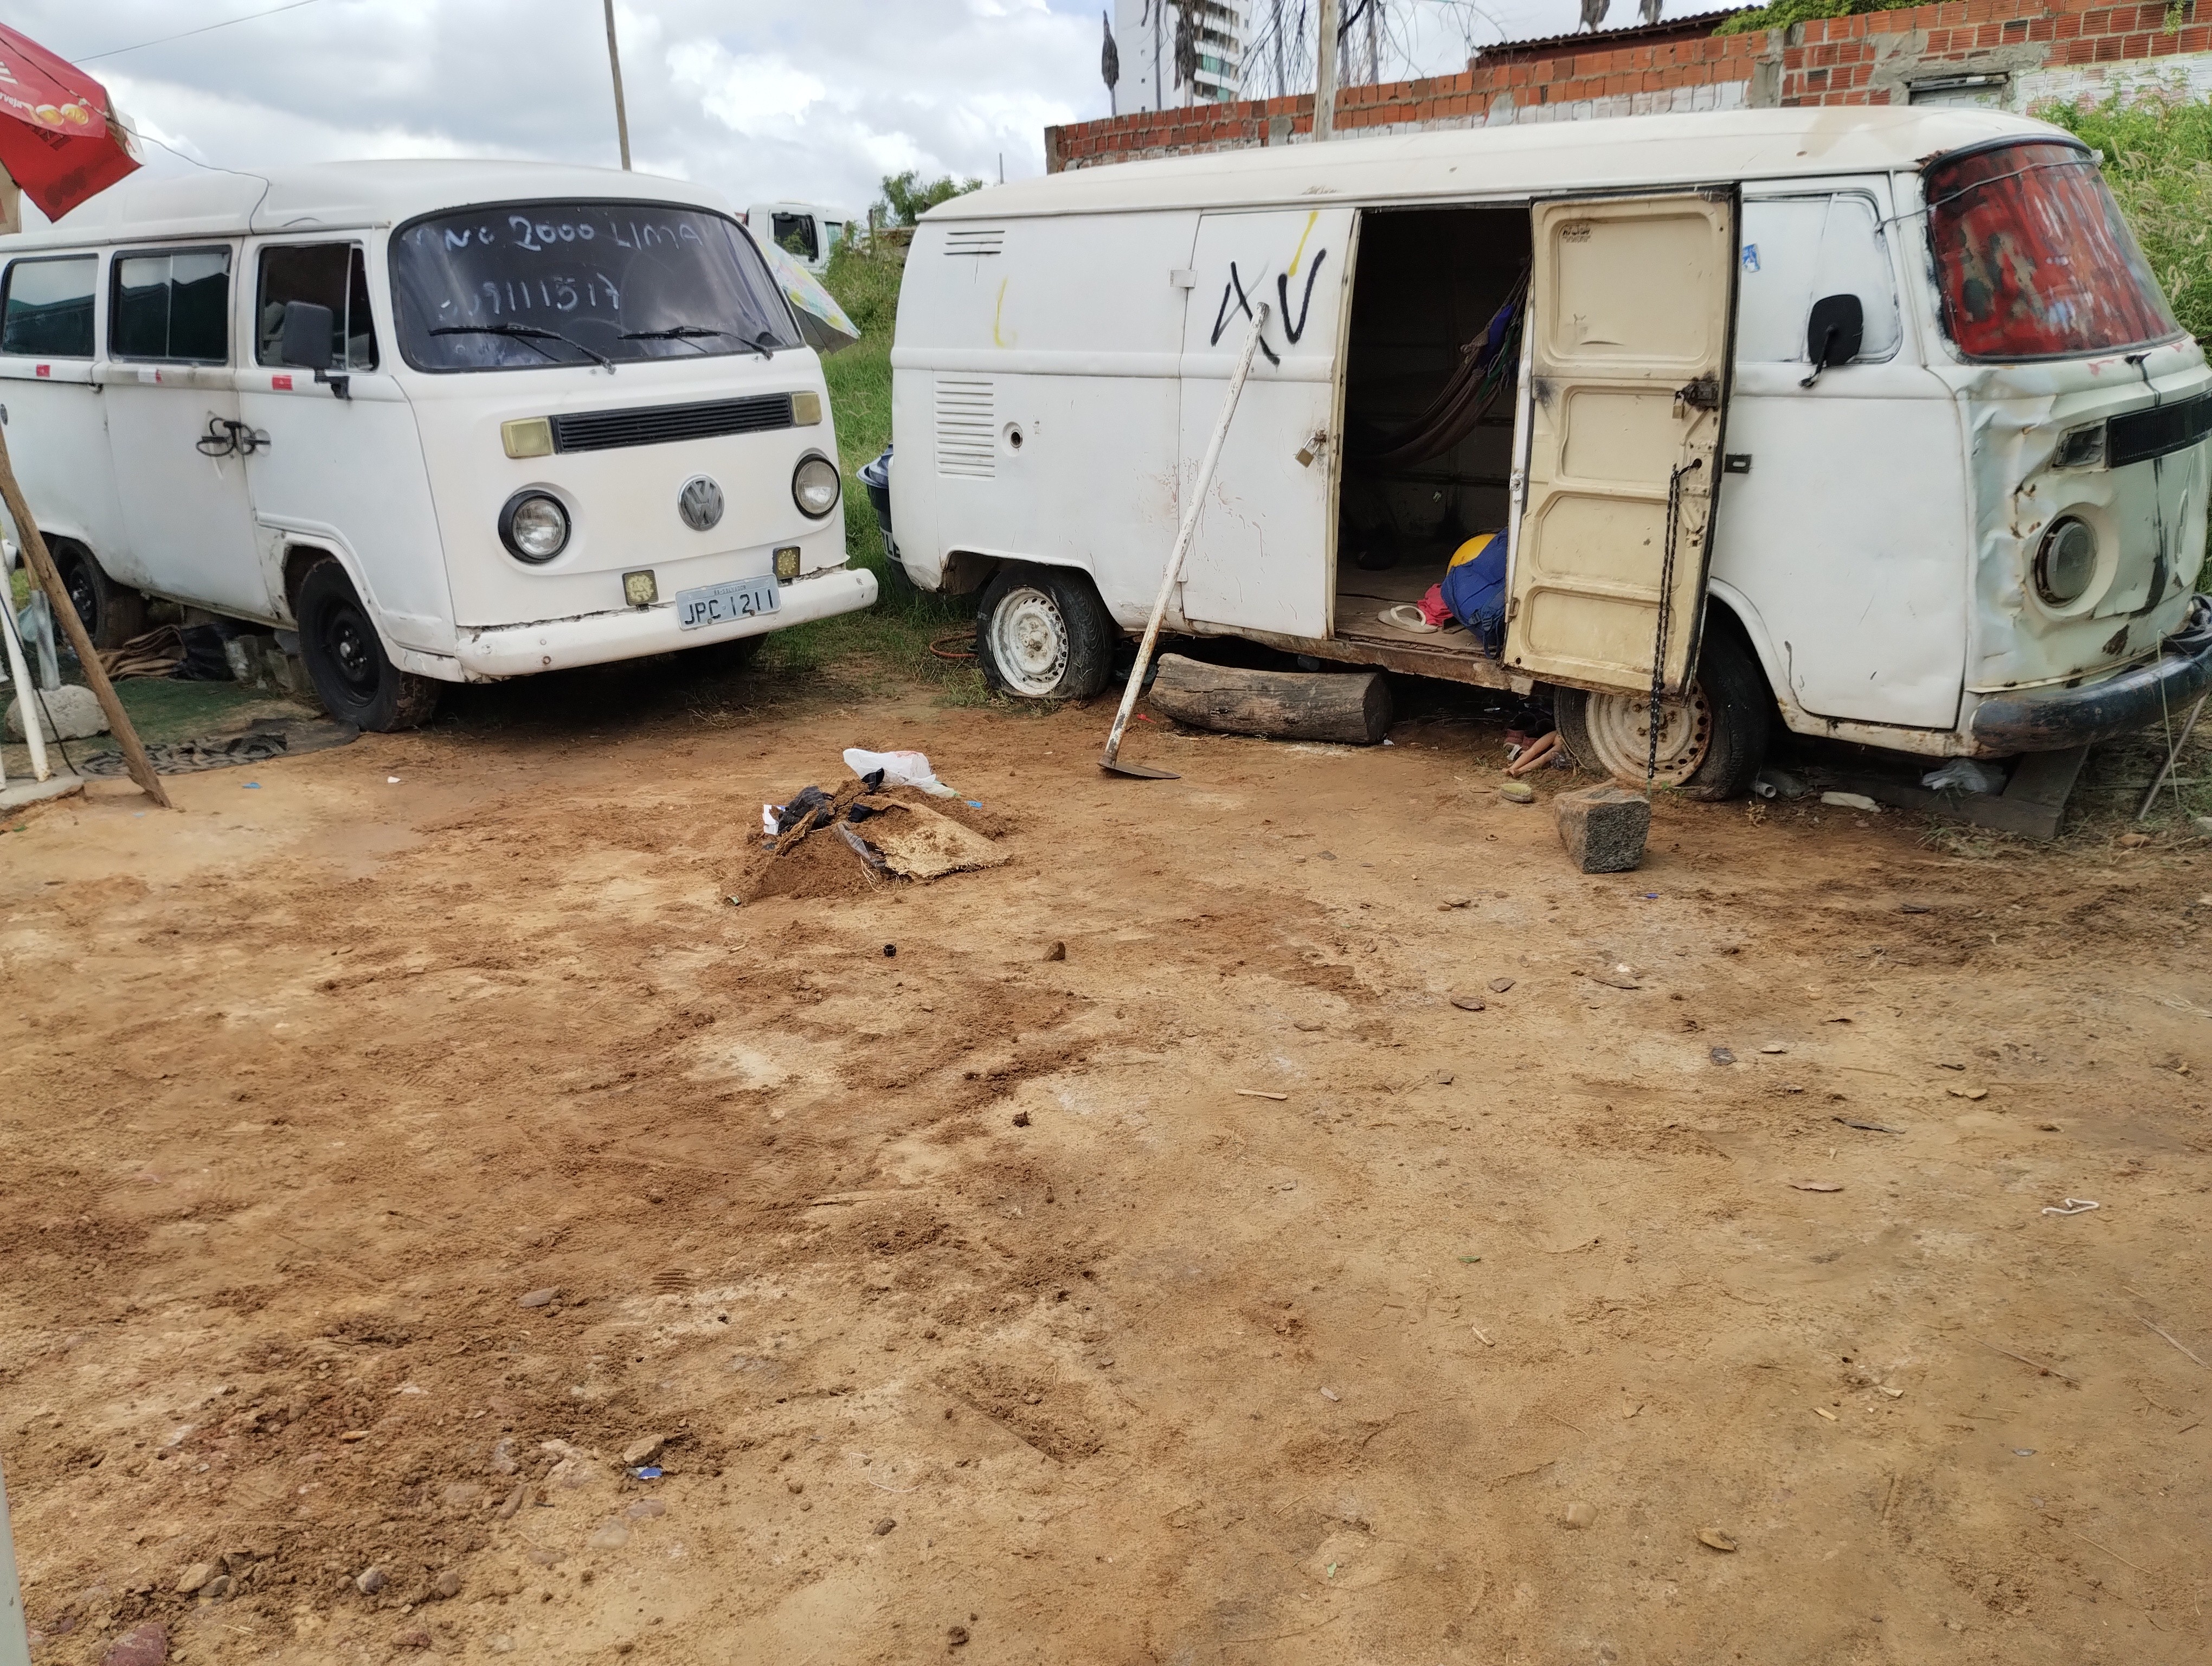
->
<box><xmin>3</xmin><ymin>672</ymin><xmax>2208</xmax><ymax>1666</ymax></box>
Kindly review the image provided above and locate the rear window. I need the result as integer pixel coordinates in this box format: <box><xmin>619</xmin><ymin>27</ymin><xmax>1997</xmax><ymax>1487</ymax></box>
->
<box><xmin>2</xmin><ymin>255</ymin><xmax>96</xmax><ymax>357</ymax></box>
<box><xmin>1925</xmin><ymin>142</ymin><xmax>2180</xmax><ymax>361</ymax></box>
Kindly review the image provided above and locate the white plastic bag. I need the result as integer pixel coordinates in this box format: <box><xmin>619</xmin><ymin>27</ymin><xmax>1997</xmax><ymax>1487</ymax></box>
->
<box><xmin>844</xmin><ymin>747</ymin><xmax>956</xmax><ymax>797</ymax></box>
<box><xmin>1921</xmin><ymin>758</ymin><xmax>2005</xmax><ymax>795</ymax></box>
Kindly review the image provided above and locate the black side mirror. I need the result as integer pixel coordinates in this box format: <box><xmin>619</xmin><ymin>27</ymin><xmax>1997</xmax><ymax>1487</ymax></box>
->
<box><xmin>279</xmin><ymin>300</ymin><xmax>336</xmax><ymax>372</ymax></box>
<box><xmin>1800</xmin><ymin>292</ymin><xmax>1864</xmax><ymax>388</ymax></box>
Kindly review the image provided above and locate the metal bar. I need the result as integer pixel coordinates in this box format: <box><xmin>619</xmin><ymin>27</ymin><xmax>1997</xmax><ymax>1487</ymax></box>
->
<box><xmin>1101</xmin><ymin>301</ymin><xmax>1272</xmax><ymax>775</ymax></box>
<box><xmin>602</xmin><ymin>0</ymin><xmax>632</xmax><ymax>171</ymax></box>
<box><xmin>0</xmin><ymin>567</ymin><xmax>50</xmax><ymax>784</ymax></box>
<box><xmin>1</xmin><ymin>1450</ymin><xmax>30</xmax><ymax>1666</ymax></box>
<box><xmin>1314</xmin><ymin>0</ymin><xmax>1341</xmax><ymax>141</ymax></box>
<box><xmin>2137</xmin><ymin>689</ymin><xmax>2207</xmax><ymax>821</ymax></box>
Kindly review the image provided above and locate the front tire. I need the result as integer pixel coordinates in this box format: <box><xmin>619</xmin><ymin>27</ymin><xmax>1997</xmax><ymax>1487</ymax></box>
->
<box><xmin>295</xmin><ymin>559</ymin><xmax>439</xmax><ymax>733</ymax></box>
<box><xmin>1555</xmin><ymin>621</ymin><xmax>1772</xmax><ymax>801</ymax></box>
<box><xmin>975</xmin><ymin>564</ymin><xmax>1114</xmax><ymax>701</ymax></box>
<box><xmin>49</xmin><ymin>540</ymin><xmax>146</xmax><ymax>651</ymax></box>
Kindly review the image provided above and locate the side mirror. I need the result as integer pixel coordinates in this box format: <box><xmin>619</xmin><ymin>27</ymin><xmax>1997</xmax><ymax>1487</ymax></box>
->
<box><xmin>279</xmin><ymin>300</ymin><xmax>336</xmax><ymax>372</ymax></box>
<box><xmin>1799</xmin><ymin>292</ymin><xmax>1864</xmax><ymax>388</ymax></box>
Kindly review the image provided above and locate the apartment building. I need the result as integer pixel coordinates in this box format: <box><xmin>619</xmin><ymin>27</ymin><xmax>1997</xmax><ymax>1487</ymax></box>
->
<box><xmin>1113</xmin><ymin>0</ymin><xmax>1247</xmax><ymax>111</ymax></box>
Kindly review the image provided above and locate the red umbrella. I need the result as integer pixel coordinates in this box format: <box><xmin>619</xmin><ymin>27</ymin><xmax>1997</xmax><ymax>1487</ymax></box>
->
<box><xmin>0</xmin><ymin>23</ymin><xmax>139</xmax><ymax>223</ymax></box>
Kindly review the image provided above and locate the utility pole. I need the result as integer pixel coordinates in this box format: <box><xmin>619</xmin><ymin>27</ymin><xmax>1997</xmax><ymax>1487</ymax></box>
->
<box><xmin>1365</xmin><ymin>0</ymin><xmax>1381</xmax><ymax>85</ymax></box>
<box><xmin>1314</xmin><ymin>0</ymin><xmax>1341</xmax><ymax>140</ymax></box>
<box><xmin>602</xmin><ymin>0</ymin><xmax>632</xmax><ymax>170</ymax></box>
<box><xmin>1271</xmin><ymin>0</ymin><xmax>1288</xmax><ymax>98</ymax></box>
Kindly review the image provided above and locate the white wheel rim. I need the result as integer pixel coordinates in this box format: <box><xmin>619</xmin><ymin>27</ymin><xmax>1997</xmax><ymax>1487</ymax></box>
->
<box><xmin>1581</xmin><ymin>683</ymin><xmax>1713</xmax><ymax>789</ymax></box>
<box><xmin>988</xmin><ymin>586</ymin><xmax>1070</xmax><ymax>697</ymax></box>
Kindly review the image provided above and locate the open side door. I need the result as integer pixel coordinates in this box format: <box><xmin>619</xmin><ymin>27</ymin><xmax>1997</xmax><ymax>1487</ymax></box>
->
<box><xmin>1503</xmin><ymin>190</ymin><xmax>1737</xmax><ymax>696</ymax></box>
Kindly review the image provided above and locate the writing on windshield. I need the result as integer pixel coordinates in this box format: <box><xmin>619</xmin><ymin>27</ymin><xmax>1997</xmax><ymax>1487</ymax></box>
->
<box><xmin>390</xmin><ymin>201</ymin><xmax>800</xmax><ymax>372</ymax></box>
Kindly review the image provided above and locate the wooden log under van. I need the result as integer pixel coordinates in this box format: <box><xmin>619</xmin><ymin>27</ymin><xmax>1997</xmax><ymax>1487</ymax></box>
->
<box><xmin>1147</xmin><ymin>653</ymin><xmax>1391</xmax><ymax>745</ymax></box>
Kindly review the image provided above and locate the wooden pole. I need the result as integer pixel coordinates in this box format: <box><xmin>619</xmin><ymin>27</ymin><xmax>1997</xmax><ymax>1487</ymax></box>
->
<box><xmin>0</xmin><ymin>425</ymin><xmax>171</xmax><ymax>808</ymax></box>
<box><xmin>1314</xmin><ymin>0</ymin><xmax>1341</xmax><ymax>140</ymax></box>
<box><xmin>602</xmin><ymin>0</ymin><xmax>633</xmax><ymax>170</ymax></box>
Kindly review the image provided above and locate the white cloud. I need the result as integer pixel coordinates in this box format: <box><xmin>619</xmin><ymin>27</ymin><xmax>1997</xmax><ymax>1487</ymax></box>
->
<box><xmin>5</xmin><ymin>0</ymin><xmax>1636</xmax><ymax>230</ymax></box>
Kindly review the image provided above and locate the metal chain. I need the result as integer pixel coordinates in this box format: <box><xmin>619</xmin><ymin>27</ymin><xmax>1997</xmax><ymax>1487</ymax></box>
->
<box><xmin>1645</xmin><ymin>457</ymin><xmax>1703</xmax><ymax>794</ymax></box>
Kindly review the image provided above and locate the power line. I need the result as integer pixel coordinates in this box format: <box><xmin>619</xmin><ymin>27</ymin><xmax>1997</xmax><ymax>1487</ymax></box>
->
<box><xmin>76</xmin><ymin>0</ymin><xmax>326</xmax><ymax>65</ymax></box>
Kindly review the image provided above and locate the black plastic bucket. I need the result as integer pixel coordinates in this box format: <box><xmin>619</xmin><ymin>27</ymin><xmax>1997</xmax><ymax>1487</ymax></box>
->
<box><xmin>859</xmin><ymin>445</ymin><xmax>895</xmax><ymax>560</ymax></box>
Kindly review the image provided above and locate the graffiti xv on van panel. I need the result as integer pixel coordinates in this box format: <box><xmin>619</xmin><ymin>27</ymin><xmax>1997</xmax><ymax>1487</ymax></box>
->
<box><xmin>1208</xmin><ymin>249</ymin><xmax>1330</xmax><ymax>363</ymax></box>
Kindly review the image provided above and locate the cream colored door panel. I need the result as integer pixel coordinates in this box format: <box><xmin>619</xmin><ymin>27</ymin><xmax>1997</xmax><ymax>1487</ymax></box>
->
<box><xmin>1506</xmin><ymin>192</ymin><xmax>1736</xmax><ymax>696</ymax></box>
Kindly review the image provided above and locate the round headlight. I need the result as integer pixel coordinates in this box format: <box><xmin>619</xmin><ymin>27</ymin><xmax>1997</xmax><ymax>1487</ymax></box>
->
<box><xmin>793</xmin><ymin>453</ymin><xmax>841</xmax><ymax>520</ymax></box>
<box><xmin>500</xmin><ymin>491</ymin><xmax>570</xmax><ymax>564</ymax></box>
<box><xmin>2035</xmin><ymin>516</ymin><xmax>2097</xmax><ymax>607</ymax></box>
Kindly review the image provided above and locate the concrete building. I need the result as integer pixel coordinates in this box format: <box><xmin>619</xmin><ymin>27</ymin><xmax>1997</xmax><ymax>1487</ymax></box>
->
<box><xmin>1113</xmin><ymin>1</ymin><xmax>1248</xmax><ymax>112</ymax></box>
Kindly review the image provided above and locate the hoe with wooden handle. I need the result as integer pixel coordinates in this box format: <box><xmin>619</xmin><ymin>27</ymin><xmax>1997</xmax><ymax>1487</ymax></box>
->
<box><xmin>1099</xmin><ymin>299</ymin><xmax>1271</xmax><ymax>779</ymax></box>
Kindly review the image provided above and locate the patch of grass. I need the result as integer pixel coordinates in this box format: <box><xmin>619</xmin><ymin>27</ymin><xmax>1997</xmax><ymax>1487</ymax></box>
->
<box><xmin>758</xmin><ymin>235</ymin><xmax>994</xmax><ymax>704</ymax></box>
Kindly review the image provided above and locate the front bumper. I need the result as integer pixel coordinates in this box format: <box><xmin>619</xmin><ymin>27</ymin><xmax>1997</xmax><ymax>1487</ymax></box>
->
<box><xmin>1969</xmin><ymin>597</ymin><xmax>2212</xmax><ymax>753</ymax></box>
<box><xmin>456</xmin><ymin>564</ymin><xmax>878</xmax><ymax>680</ymax></box>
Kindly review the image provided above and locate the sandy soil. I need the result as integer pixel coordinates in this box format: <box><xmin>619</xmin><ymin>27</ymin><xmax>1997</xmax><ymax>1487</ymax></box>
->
<box><xmin>2</xmin><ymin>679</ymin><xmax>2208</xmax><ymax>1666</ymax></box>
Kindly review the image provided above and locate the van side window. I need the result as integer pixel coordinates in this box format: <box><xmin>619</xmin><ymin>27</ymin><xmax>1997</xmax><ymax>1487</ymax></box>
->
<box><xmin>1735</xmin><ymin>196</ymin><xmax>1901</xmax><ymax>364</ymax></box>
<box><xmin>256</xmin><ymin>243</ymin><xmax>379</xmax><ymax>370</ymax></box>
<box><xmin>111</xmin><ymin>248</ymin><xmax>232</xmax><ymax>363</ymax></box>
<box><xmin>2</xmin><ymin>255</ymin><xmax>98</xmax><ymax>358</ymax></box>
<box><xmin>772</xmin><ymin>212</ymin><xmax>819</xmax><ymax>262</ymax></box>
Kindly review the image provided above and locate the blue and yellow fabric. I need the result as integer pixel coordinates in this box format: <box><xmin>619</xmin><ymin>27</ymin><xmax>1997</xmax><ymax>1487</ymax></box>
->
<box><xmin>1439</xmin><ymin>531</ymin><xmax>1509</xmax><ymax>656</ymax></box>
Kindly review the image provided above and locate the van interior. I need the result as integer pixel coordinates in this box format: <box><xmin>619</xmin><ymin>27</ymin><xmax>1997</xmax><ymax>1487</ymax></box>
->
<box><xmin>1334</xmin><ymin>204</ymin><xmax>1533</xmax><ymax>664</ymax></box>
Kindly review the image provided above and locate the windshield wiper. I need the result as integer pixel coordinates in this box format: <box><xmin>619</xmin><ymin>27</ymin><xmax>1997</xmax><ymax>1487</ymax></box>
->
<box><xmin>430</xmin><ymin>322</ymin><xmax>614</xmax><ymax>372</ymax></box>
<box><xmin>622</xmin><ymin>324</ymin><xmax>775</xmax><ymax>361</ymax></box>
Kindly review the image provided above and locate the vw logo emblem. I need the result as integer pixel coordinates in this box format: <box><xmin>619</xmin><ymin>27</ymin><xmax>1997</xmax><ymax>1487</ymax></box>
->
<box><xmin>677</xmin><ymin>475</ymin><xmax>725</xmax><ymax>532</ymax></box>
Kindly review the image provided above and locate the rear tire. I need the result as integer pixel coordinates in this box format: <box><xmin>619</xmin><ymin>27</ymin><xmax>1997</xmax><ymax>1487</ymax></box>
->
<box><xmin>295</xmin><ymin>559</ymin><xmax>439</xmax><ymax>733</ymax></box>
<box><xmin>1554</xmin><ymin>620</ymin><xmax>1771</xmax><ymax>801</ymax></box>
<box><xmin>49</xmin><ymin>540</ymin><xmax>146</xmax><ymax>651</ymax></box>
<box><xmin>975</xmin><ymin>564</ymin><xmax>1114</xmax><ymax>701</ymax></box>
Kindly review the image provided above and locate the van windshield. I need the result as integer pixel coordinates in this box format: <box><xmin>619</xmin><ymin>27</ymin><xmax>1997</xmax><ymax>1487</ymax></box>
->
<box><xmin>389</xmin><ymin>201</ymin><xmax>802</xmax><ymax>372</ymax></box>
<box><xmin>1925</xmin><ymin>142</ymin><xmax>2181</xmax><ymax>361</ymax></box>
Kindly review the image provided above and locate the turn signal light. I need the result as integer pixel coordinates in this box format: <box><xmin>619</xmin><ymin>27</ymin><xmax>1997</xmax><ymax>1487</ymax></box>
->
<box><xmin>502</xmin><ymin>417</ymin><xmax>554</xmax><ymax>459</ymax></box>
<box><xmin>791</xmin><ymin>392</ymin><xmax>822</xmax><ymax>426</ymax></box>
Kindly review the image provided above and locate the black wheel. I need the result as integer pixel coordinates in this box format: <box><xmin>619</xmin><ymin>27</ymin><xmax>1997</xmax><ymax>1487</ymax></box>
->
<box><xmin>975</xmin><ymin>564</ymin><xmax>1114</xmax><ymax>701</ymax></box>
<box><xmin>49</xmin><ymin>540</ymin><xmax>145</xmax><ymax>651</ymax></box>
<box><xmin>1555</xmin><ymin>619</ymin><xmax>1772</xmax><ymax>802</ymax></box>
<box><xmin>295</xmin><ymin>559</ymin><xmax>440</xmax><ymax>732</ymax></box>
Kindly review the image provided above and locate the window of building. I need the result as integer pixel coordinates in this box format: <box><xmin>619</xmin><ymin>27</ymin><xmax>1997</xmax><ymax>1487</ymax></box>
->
<box><xmin>1</xmin><ymin>254</ymin><xmax>97</xmax><ymax>357</ymax></box>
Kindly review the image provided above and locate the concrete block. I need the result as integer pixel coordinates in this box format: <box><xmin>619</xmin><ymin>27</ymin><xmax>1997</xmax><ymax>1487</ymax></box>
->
<box><xmin>5</xmin><ymin>682</ymin><xmax>108</xmax><ymax>742</ymax></box>
<box><xmin>1555</xmin><ymin>785</ymin><xmax>1650</xmax><ymax>874</ymax></box>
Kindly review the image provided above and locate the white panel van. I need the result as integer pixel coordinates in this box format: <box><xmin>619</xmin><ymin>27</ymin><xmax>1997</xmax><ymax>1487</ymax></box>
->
<box><xmin>0</xmin><ymin>162</ymin><xmax>876</xmax><ymax>730</ymax></box>
<box><xmin>886</xmin><ymin>108</ymin><xmax>2212</xmax><ymax>796</ymax></box>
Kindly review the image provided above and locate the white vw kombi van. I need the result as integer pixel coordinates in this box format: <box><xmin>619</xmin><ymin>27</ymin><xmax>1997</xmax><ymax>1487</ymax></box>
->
<box><xmin>886</xmin><ymin>108</ymin><xmax>2212</xmax><ymax>797</ymax></box>
<box><xmin>0</xmin><ymin>161</ymin><xmax>875</xmax><ymax>730</ymax></box>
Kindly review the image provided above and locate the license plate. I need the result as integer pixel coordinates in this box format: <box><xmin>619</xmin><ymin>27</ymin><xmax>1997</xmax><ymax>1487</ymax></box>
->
<box><xmin>676</xmin><ymin>575</ymin><xmax>781</xmax><ymax>630</ymax></box>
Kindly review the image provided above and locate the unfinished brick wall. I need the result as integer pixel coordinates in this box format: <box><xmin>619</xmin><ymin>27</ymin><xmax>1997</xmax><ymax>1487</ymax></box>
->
<box><xmin>1045</xmin><ymin>0</ymin><xmax>2212</xmax><ymax>170</ymax></box>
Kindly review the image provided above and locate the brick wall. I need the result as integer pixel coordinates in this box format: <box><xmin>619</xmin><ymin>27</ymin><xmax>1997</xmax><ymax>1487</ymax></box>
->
<box><xmin>1046</xmin><ymin>0</ymin><xmax>2212</xmax><ymax>170</ymax></box>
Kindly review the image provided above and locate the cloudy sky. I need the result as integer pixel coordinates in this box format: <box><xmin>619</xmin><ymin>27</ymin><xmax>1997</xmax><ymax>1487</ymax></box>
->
<box><xmin>15</xmin><ymin>0</ymin><xmax>1646</xmax><ymax>226</ymax></box>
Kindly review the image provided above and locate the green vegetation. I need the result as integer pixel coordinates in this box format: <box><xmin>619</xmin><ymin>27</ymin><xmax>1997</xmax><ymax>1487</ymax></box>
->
<box><xmin>876</xmin><ymin>170</ymin><xmax>985</xmax><ymax>228</ymax></box>
<box><xmin>1714</xmin><ymin>0</ymin><xmax>1919</xmax><ymax>35</ymax></box>
<box><xmin>751</xmin><ymin>227</ymin><xmax>981</xmax><ymax>696</ymax></box>
<box><xmin>2042</xmin><ymin>93</ymin><xmax>2212</xmax><ymax>345</ymax></box>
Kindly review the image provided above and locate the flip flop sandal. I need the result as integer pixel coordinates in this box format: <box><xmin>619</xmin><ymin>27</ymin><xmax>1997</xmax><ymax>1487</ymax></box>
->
<box><xmin>1381</xmin><ymin>605</ymin><xmax>1439</xmax><ymax>633</ymax></box>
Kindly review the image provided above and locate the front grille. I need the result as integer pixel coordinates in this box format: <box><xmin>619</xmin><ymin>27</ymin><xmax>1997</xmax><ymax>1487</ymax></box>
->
<box><xmin>551</xmin><ymin>393</ymin><xmax>794</xmax><ymax>454</ymax></box>
<box><xmin>2109</xmin><ymin>390</ymin><xmax>2212</xmax><ymax>468</ymax></box>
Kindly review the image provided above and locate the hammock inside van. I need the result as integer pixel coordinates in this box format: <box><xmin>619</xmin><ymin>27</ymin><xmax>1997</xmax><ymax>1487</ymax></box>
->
<box><xmin>1351</xmin><ymin>270</ymin><xmax>1528</xmax><ymax>472</ymax></box>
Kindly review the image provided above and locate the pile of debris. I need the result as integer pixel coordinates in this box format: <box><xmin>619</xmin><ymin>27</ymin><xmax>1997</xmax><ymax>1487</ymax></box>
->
<box><xmin>732</xmin><ymin>749</ymin><xmax>1011</xmax><ymax>904</ymax></box>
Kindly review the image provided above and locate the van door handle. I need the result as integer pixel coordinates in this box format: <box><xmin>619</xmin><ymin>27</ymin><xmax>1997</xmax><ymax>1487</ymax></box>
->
<box><xmin>196</xmin><ymin>416</ymin><xmax>270</xmax><ymax>457</ymax></box>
